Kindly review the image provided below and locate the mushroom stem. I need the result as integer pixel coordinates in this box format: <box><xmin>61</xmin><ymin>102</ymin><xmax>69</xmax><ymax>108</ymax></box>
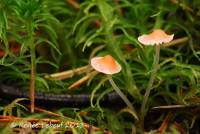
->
<box><xmin>141</xmin><ymin>45</ymin><xmax>161</xmax><ymax>118</ymax></box>
<box><xmin>108</xmin><ymin>75</ymin><xmax>138</xmax><ymax>120</ymax></box>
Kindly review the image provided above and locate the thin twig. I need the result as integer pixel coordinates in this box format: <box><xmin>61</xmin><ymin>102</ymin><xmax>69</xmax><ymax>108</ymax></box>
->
<box><xmin>158</xmin><ymin>112</ymin><xmax>173</xmax><ymax>133</ymax></box>
<box><xmin>25</xmin><ymin>105</ymin><xmax>61</xmax><ymax>117</ymax></box>
<box><xmin>45</xmin><ymin>65</ymin><xmax>89</xmax><ymax>80</ymax></box>
<box><xmin>163</xmin><ymin>37</ymin><xmax>189</xmax><ymax>47</ymax></box>
<box><xmin>68</xmin><ymin>71</ymin><xmax>98</xmax><ymax>90</ymax></box>
<box><xmin>66</xmin><ymin>0</ymin><xmax>80</xmax><ymax>9</ymax></box>
<box><xmin>173</xmin><ymin>122</ymin><xmax>187</xmax><ymax>134</ymax></box>
<box><xmin>30</xmin><ymin>45</ymin><xmax>36</xmax><ymax>113</ymax></box>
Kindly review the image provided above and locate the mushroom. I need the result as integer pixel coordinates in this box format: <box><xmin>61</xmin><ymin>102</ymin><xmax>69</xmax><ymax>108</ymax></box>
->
<box><xmin>138</xmin><ymin>29</ymin><xmax>174</xmax><ymax>117</ymax></box>
<box><xmin>91</xmin><ymin>55</ymin><xmax>138</xmax><ymax>120</ymax></box>
<box><xmin>138</xmin><ymin>29</ymin><xmax>174</xmax><ymax>45</ymax></box>
<box><xmin>91</xmin><ymin>55</ymin><xmax>121</xmax><ymax>75</ymax></box>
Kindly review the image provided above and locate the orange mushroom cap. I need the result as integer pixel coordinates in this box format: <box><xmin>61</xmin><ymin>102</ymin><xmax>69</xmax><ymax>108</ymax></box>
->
<box><xmin>91</xmin><ymin>55</ymin><xmax>122</xmax><ymax>75</ymax></box>
<box><xmin>138</xmin><ymin>29</ymin><xmax>174</xmax><ymax>45</ymax></box>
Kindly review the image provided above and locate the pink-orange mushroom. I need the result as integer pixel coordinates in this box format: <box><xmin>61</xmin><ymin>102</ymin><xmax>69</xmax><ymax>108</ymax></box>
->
<box><xmin>138</xmin><ymin>29</ymin><xmax>174</xmax><ymax>45</ymax></box>
<box><xmin>91</xmin><ymin>55</ymin><xmax>121</xmax><ymax>75</ymax></box>
<box><xmin>91</xmin><ymin>55</ymin><xmax>138</xmax><ymax>119</ymax></box>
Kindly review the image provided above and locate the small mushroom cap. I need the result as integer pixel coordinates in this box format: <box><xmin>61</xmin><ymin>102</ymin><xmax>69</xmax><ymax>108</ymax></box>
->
<box><xmin>138</xmin><ymin>29</ymin><xmax>174</xmax><ymax>45</ymax></box>
<box><xmin>91</xmin><ymin>55</ymin><xmax>122</xmax><ymax>75</ymax></box>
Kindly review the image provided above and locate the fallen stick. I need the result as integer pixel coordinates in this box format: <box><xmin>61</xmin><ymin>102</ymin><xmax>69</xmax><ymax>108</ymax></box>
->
<box><xmin>68</xmin><ymin>71</ymin><xmax>98</xmax><ymax>90</ymax></box>
<box><xmin>44</xmin><ymin>65</ymin><xmax>90</xmax><ymax>80</ymax></box>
